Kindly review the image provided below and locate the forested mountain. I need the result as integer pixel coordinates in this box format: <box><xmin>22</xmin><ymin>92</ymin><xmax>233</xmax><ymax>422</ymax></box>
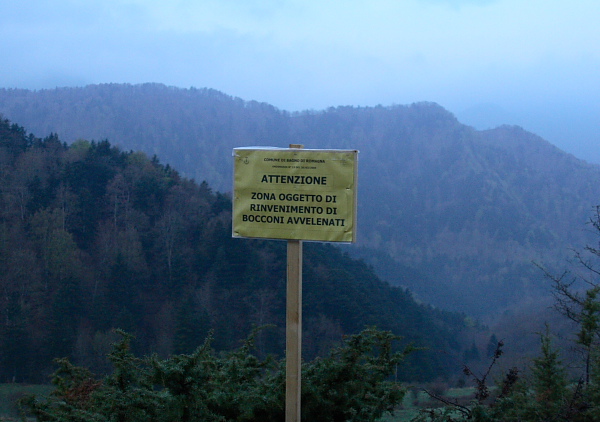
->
<box><xmin>1</xmin><ymin>84</ymin><xmax>600</xmax><ymax>316</ymax></box>
<box><xmin>0</xmin><ymin>118</ymin><xmax>472</xmax><ymax>383</ymax></box>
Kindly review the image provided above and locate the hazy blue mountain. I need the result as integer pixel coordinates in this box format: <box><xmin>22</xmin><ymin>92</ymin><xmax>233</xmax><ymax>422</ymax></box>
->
<box><xmin>1</xmin><ymin>83</ymin><xmax>599</xmax><ymax>316</ymax></box>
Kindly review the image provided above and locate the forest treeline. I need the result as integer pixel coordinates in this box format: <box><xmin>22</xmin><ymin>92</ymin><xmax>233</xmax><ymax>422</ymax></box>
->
<box><xmin>0</xmin><ymin>117</ymin><xmax>474</xmax><ymax>383</ymax></box>
<box><xmin>3</xmin><ymin>84</ymin><xmax>600</xmax><ymax>317</ymax></box>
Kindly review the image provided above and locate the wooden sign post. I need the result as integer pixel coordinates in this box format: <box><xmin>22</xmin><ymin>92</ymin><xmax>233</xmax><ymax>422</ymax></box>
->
<box><xmin>286</xmin><ymin>144</ymin><xmax>303</xmax><ymax>422</ymax></box>
<box><xmin>232</xmin><ymin>144</ymin><xmax>358</xmax><ymax>422</ymax></box>
<box><xmin>286</xmin><ymin>238</ymin><xmax>302</xmax><ymax>422</ymax></box>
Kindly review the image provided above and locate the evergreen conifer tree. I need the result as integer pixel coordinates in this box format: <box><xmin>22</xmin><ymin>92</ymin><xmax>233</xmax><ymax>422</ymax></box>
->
<box><xmin>526</xmin><ymin>325</ymin><xmax>568</xmax><ymax>421</ymax></box>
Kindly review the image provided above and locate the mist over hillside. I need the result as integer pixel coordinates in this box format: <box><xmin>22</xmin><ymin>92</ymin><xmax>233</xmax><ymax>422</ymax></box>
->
<box><xmin>0</xmin><ymin>119</ymin><xmax>476</xmax><ymax>383</ymax></box>
<box><xmin>1</xmin><ymin>83</ymin><xmax>599</xmax><ymax>317</ymax></box>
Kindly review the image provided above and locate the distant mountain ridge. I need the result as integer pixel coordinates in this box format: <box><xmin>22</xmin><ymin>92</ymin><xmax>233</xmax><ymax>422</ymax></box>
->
<box><xmin>1</xmin><ymin>83</ymin><xmax>599</xmax><ymax>316</ymax></box>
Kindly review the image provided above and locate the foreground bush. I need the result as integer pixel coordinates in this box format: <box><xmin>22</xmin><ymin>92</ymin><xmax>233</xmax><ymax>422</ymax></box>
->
<box><xmin>21</xmin><ymin>327</ymin><xmax>410</xmax><ymax>422</ymax></box>
<box><xmin>413</xmin><ymin>328</ymin><xmax>600</xmax><ymax>422</ymax></box>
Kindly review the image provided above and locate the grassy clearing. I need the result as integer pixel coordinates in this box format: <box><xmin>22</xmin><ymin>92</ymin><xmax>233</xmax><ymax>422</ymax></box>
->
<box><xmin>380</xmin><ymin>387</ymin><xmax>476</xmax><ymax>421</ymax></box>
<box><xmin>0</xmin><ymin>384</ymin><xmax>52</xmax><ymax>419</ymax></box>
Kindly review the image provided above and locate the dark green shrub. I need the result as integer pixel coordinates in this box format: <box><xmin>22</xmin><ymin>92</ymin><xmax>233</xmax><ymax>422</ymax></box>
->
<box><xmin>21</xmin><ymin>327</ymin><xmax>409</xmax><ymax>422</ymax></box>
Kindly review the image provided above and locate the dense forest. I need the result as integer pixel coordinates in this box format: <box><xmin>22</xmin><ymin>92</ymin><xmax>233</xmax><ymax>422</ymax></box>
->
<box><xmin>0</xmin><ymin>117</ymin><xmax>476</xmax><ymax>384</ymax></box>
<box><xmin>2</xmin><ymin>84</ymin><xmax>600</xmax><ymax>317</ymax></box>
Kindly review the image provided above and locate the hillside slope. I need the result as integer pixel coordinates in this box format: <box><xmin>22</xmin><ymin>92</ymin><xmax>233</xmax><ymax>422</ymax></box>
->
<box><xmin>1</xmin><ymin>84</ymin><xmax>599</xmax><ymax>316</ymax></box>
<box><xmin>0</xmin><ymin>117</ymin><xmax>470</xmax><ymax>383</ymax></box>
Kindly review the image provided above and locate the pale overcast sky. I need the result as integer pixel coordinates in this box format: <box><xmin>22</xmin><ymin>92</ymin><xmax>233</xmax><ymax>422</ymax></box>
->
<box><xmin>1</xmin><ymin>0</ymin><xmax>599</xmax><ymax>162</ymax></box>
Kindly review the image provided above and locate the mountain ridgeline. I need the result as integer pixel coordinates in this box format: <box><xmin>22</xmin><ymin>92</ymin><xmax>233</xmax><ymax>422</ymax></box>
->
<box><xmin>0</xmin><ymin>117</ymin><xmax>470</xmax><ymax>383</ymax></box>
<box><xmin>1</xmin><ymin>84</ymin><xmax>600</xmax><ymax>316</ymax></box>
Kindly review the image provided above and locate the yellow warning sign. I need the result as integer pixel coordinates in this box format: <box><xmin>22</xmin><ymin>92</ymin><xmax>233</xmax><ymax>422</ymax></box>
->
<box><xmin>232</xmin><ymin>148</ymin><xmax>358</xmax><ymax>242</ymax></box>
